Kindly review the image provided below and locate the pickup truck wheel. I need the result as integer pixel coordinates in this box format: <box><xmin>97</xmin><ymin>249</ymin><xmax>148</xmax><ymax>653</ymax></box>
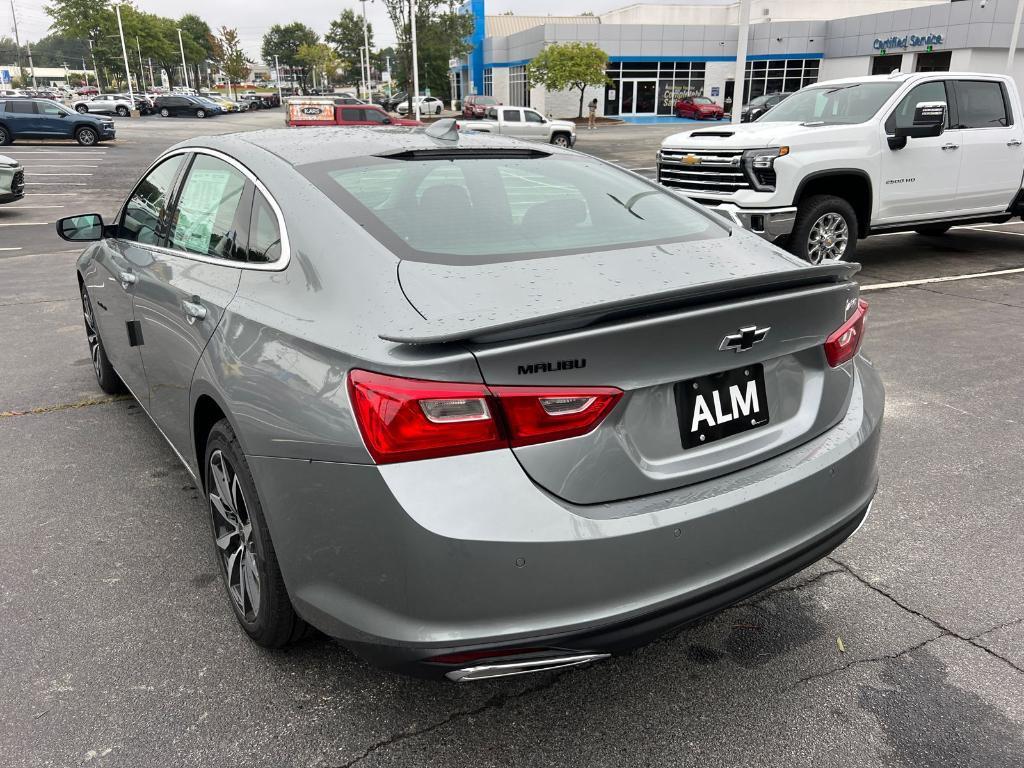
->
<box><xmin>551</xmin><ymin>133</ymin><xmax>571</xmax><ymax>148</ymax></box>
<box><xmin>790</xmin><ymin>195</ymin><xmax>857</xmax><ymax>265</ymax></box>
<box><xmin>914</xmin><ymin>224</ymin><xmax>951</xmax><ymax>236</ymax></box>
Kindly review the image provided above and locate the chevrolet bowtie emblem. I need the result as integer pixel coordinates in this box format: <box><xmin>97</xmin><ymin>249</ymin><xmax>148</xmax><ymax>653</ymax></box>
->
<box><xmin>682</xmin><ymin>154</ymin><xmax>701</xmax><ymax>165</ymax></box>
<box><xmin>720</xmin><ymin>325</ymin><xmax>770</xmax><ymax>352</ymax></box>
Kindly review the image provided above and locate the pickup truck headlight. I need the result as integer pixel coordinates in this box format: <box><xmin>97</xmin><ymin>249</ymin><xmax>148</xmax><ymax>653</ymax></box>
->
<box><xmin>742</xmin><ymin>146</ymin><xmax>789</xmax><ymax>192</ymax></box>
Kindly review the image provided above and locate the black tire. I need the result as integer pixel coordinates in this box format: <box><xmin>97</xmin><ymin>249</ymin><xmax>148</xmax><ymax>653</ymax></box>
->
<box><xmin>75</xmin><ymin>126</ymin><xmax>98</xmax><ymax>146</ymax></box>
<box><xmin>75</xmin><ymin>104</ymin><xmax>88</xmax><ymax>113</ymax></box>
<box><xmin>195</xmin><ymin>109</ymin><xmax>206</xmax><ymax>119</ymax></box>
<box><xmin>0</xmin><ymin>125</ymin><xmax>10</xmax><ymax>145</ymax></box>
<box><xmin>788</xmin><ymin>194</ymin><xmax>858</xmax><ymax>265</ymax></box>
<box><xmin>80</xmin><ymin>284</ymin><xmax>123</xmax><ymax>395</ymax></box>
<box><xmin>551</xmin><ymin>133</ymin><xmax>571</xmax><ymax>148</ymax></box>
<box><xmin>435</xmin><ymin>105</ymin><xmax>442</xmax><ymax>115</ymax></box>
<box><xmin>205</xmin><ymin>419</ymin><xmax>308</xmax><ymax>648</ymax></box>
<box><xmin>160</xmin><ymin>107</ymin><xmax>171</xmax><ymax>118</ymax></box>
<box><xmin>915</xmin><ymin>224</ymin><xmax>951</xmax><ymax>236</ymax></box>
<box><xmin>116</xmin><ymin>105</ymin><xmax>129</xmax><ymax>117</ymax></box>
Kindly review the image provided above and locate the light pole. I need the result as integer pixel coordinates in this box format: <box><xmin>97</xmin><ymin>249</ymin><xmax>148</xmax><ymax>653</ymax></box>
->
<box><xmin>359</xmin><ymin>0</ymin><xmax>371</xmax><ymax>98</ymax></box>
<box><xmin>114</xmin><ymin>3</ymin><xmax>135</xmax><ymax>105</ymax></box>
<box><xmin>82</xmin><ymin>56</ymin><xmax>89</xmax><ymax>88</ymax></box>
<box><xmin>177</xmin><ymin>28</ymin><xmax>189</xmax><ymax>90</ymax></box>
<box><xmin>274</xmin><ymin>54</ymin><xmax>283</xmax><ymax>103</ymax></box>
<box><xmin>410</xmin><ymin>0</ymin><xmax>421</xmax><ymax>120</ymax></box>
<box><xmin>9</xmin><ymin>0</ymin><xmax>24</xmax><ymax>84</ymax></box>
<box><xmin>1009</xmin><ymin>0</ymin><xmax>1024</xmax><ymax>73</ymax></box>
<box><xmin>136</xmin><ymin>37</ymin><xmax>146</xmax><ymax>92</ymax></box>
<box><xmin>731</xmin><ymin>0</ymin><xmax>750</xmax><ymax>124</ymax></box>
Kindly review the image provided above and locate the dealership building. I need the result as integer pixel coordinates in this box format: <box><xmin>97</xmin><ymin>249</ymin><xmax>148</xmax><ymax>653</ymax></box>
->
<box><xmin>453</xmin><ymin>0</ymin><xmax>1024</xmax><ymax>119</ymax></box>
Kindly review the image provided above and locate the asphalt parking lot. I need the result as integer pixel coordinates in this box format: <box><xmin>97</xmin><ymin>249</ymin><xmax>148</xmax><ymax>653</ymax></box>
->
<box><xmin>2</xmin><ymin>114</ymin><xmax>1023</xmax><ymax>768</ymax></box>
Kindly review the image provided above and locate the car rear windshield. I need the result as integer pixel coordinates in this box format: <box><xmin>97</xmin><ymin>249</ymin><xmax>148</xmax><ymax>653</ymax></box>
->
<box><xmin>473</xmin><ymin>96</ymin><xmax>498</xmax><ymax>105</ymax></box>
<box><xmin>758</xmin><ymin>82</ymin><xmax>900</xmax><ymax>125</ymax></box>
<box><xmin>301</xmin><ymin>152</ymin><xmax>728</xmax><ymax>264</ymax></box>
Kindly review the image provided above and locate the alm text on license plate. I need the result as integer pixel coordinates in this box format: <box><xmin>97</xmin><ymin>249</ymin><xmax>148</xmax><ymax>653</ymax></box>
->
<box><xmin>675</xmin><ymin>363</ymin><xmax>769</xmax><ymax>449</ymax></box>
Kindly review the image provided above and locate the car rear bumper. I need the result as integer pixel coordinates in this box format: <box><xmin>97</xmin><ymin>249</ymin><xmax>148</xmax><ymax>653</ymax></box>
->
<box><xmin>248</xmin><ymin>356</ymin><xmax>883</xmax><ymax>678</ymax></box>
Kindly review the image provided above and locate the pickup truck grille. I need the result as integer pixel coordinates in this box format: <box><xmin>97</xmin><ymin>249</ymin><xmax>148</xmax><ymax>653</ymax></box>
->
<box><xmin>658</xmin><ymin>149</ymin><xmax>750</xmax><ymax>194</ymax></box>
<box><xmin>11</xmin><ymin>169</ymin><xmax>24</xmax><ymax>194</ymax></box>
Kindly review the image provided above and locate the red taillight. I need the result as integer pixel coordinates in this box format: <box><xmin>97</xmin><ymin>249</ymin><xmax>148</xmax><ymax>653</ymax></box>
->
<box><xmin>824</xmin><ymin>299</ymin><xmax>868</xmax><ymax>367</ymax></box>
<box><xmin>489</xmin><ymin>386</ymin><xmax>623</xmax><ymax>448</ymax></box>
<box><xmin>348</xmin><ymin>370</ymin><xmax>622</xmax><ymax>463</ymax></box>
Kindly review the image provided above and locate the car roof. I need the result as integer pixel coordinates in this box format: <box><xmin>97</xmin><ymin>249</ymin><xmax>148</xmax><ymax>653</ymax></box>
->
<box><xmin>813</xmin><ymin>71</ymin><xmax>1013</xmax><ymax>88</ymax></box>
<box><xmin>177</xmin><ymin>126</ymin><xmax>574</xmax><ymax>167</ymax></box>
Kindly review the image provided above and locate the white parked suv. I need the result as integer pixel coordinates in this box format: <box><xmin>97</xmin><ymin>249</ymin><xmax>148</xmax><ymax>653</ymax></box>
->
<box><xmin>658</xmin><ymin>72</ymin><xmax>1024</xmax><ymax>263</ymax></box>
<box><xmin>72</xmin><ymin>94</ymin><xmax>144</xmax><ymax>116</ymax></box>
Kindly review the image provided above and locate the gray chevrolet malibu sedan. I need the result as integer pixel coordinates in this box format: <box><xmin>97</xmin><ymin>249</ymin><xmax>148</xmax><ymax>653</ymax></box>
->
<box><xmin>59</xmin><ymin>124</ymin><xmax>883</xmax><ymax>681</ymax></box>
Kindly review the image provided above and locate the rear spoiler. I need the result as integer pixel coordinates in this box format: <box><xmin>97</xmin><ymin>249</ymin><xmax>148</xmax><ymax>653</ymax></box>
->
<box><xmin>380</xmin><ymin>262</ymin><xmax>860</xmax><ymax>345</ymax></box>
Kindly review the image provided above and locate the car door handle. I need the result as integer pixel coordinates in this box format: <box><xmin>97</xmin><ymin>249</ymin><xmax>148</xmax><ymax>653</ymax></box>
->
<box><xmin>941</xmin><ymin>143</ymin><xmax>959</xmax><ymax>151</ymax></box>
<box><xmin>182</xmin><ymin>299</ymin><xmax>207</xmax><ymax>324</ymax></box>
<box><xmin>117</xmin><ymin>270</ymin><xmax>136</xmax><ymax>288</ymax></box>
<box><xmin>1008</xmin><ymin>139</ymin><xmax>1023</xmax><ymax>147</ymax></box>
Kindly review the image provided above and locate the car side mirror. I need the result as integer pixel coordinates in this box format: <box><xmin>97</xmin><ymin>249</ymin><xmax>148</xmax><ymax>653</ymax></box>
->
<box><xmin>889</xmin><ymin>101</ymin><xmax>945</xmax><ymax>149</ymax></box>
<box><xmin>56</xmin><ymin>213</ymin><xmax>104</xmax><ymax>242</ymax></box>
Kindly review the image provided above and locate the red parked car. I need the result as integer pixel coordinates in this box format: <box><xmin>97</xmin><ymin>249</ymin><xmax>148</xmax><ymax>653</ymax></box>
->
<box><xmin>286</xmin><ymin>100</ymin><xmax>421</xmax><ymax>128</ymax></box>
<box><xmin>461</xmin><ymin>94</ymin><xmax>499</xmax><ymax>119</ymax></box>
<box><xmin>674</xmin><ymin>96</ymin><xmax>725</xmax><ymax>120</ymax></box>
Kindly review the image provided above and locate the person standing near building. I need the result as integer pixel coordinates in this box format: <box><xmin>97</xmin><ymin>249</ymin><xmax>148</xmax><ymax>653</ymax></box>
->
<box><xmin>588</xmin><ymin>97</ymin><xmax>598</xmax><ymax>130</ymax></box>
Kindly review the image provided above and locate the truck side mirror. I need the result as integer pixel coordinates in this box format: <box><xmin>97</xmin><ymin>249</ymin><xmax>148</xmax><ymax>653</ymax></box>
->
<box><xmin>889</xmin><ymin>101</ymin><xmax>946</xmax><ymax>150</ymax></box>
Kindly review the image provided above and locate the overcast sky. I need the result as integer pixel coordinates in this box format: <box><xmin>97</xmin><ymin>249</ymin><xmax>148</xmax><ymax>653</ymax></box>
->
<box><xmin>7</xmin><ymin>0</ymin><xmax>728</xmax><ymax>62</ymax></box>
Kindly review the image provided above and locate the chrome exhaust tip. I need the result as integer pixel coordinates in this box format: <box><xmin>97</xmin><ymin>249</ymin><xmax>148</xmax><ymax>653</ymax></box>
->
<box><xmin>445</xmin><ymin>653</ymin><xmax>610</xmax><ymax>682</ymax></box>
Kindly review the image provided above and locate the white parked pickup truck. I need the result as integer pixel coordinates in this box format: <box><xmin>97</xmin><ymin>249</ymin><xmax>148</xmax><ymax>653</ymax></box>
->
<box><xmin>658</xmin><ymin>72</ymin><xmax>1024</xmax><ymax>263</ymax></box>
<box><xmin>461</xmin><ymin>106</ymin><xmax>577</xmax><ymax>148</ymax></box>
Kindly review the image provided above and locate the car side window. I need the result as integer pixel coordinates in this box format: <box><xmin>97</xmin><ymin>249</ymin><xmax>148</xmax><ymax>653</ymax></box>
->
<box><xmin>884</xmin><ymin>81</ymin><xmax>950</xmax><ymax>134</ymax></box>
<box><xmin>38</xmin><ymin>102</ymin><xmax>66</xmax><ymax>116</ymax></box>
<box><xmin>6</xmin><ymin>100</ymin><xmax>36</xmax><ymax>114</ymax></box>
<box><xmin>342</xmin><ymin>108</ymin><xmax>362</xmax><ymax>121</ymax></box>
<box><xmin>363</xmin><ymin>109</ymin><xmax>388</xmax><ymax>124</ymax></box>
<box><xmin>167</xmin><ymin>154</ymin><xmax>248</xmax><ymax>261</ymax></box>
<box><xmin>524</xmin><ymin>110</ymin><xmax>544</xmax><ymax>123</ymax></box>
<box><xmin>504</xmin><ymin>109</ymin><xmax>522</xmax><ymax>122</ymax></box>
<box><xmin>955</xmin><ymin>80</ymin><xmax>1012</xmax><ymax>129</ymax></box>
<box><xmin>120</xmin><ymin>155</ymin><xmax>184</xmax><ymax>245</ymax></box>
<box><xmin>246</xmin><ymin>192</ymin><xmax>283</xmax><ymax>264</ymax></box>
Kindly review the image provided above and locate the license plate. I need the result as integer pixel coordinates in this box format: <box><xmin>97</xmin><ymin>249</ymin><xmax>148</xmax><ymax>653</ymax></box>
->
<box><xmin>675</xmin><ymin>363</ymin><xmax>769</xmax><ymax>449</ymax></box>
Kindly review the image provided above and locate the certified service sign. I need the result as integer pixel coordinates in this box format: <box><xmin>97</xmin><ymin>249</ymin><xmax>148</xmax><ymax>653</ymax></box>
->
<box><xmin>874</xmin><ymin>33</ymin><xmax>944</xmax><ymax>51</ymax></box>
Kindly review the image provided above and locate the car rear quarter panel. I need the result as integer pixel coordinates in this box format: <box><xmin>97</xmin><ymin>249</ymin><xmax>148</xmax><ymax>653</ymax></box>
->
<box><xmin>192</xmin><ymin>161</ymin><xmax>482</xmax><ymax>466</ymax></box>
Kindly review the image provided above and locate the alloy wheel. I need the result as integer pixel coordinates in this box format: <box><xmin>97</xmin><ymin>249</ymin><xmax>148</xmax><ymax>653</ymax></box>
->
<box><xmin>80</xmin><ymin>287</ymin><xmax>102</xmax><ymax>380</ymax></box>
<box><xmin>0</xmin><ymin>127</ymin><xmax>8</xmax><ymax>145</ymax></box>
<box><xmin>806</xmin><ymin>212</ymin><xmax>849</xmax><ymax>264</ymax></box>
<box><xmin>553</xmin><ymin>135</ymin><xmax>570</xmax><ymax>147</ymax></box>
<box><xmin>77</xmin><ymin>128</ymin><xmax>97</xmax><ymax>146</ymax></box>
<box><xmin>209</xmin><ymin>449</ymin><xmax>261</xmax><ymax>621</ymax></box>
<box><xmin>76</xmin><ymin>105</ymin><xmax>88</xmax><ymax>113</ymax></box>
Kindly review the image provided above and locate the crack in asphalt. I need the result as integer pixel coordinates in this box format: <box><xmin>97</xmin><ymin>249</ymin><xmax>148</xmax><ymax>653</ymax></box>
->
<box><xmin>0</xmin><ymin>394</ymin><xmax>129</xmax><ymax>419</ymax></box>
<box><xmin>781</xmin><ymin>632</ymin><xmax>947</xmax><ymax>694</ymax></box>
<box><xmin>970</xmin><ymin>616</ymin><xmax>1024</xmax><ymax>641</ymax></box>
<box><xmin>909</xmin><ymin>282</ymin><xmax>1024</xmax><ymax>312</ymax></box>
<box><xmin>827</xmin><ymin>556</ymin><xmax>1024</xmax><ymax>675</ymax></box>
<box><xmin>333</xmin><ymin>670</ymin><xmax>574</xmax><ymax>768</ymax></box>
<box><xmin>0</xmin><ymin>297</ymin><xmax>76</xmax><ymax>308</ymax></box>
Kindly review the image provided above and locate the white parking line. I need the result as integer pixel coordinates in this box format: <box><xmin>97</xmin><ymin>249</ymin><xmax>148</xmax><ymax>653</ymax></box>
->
<box><xmin>7</xmin><ymin>205</ymin><xmax>65</xmax><ymax>209</ymax></box>
<box><xmin>26</xmin><ymin>164</ymin><xmax>98</xmax><ymax>168</ymax></box>
<box><xmin>961</xmin><ymin>225</ymin><xmax>1024</xmax><ymax>237</ymax></box>
<box><xmin>861</xmin><ymin>266</ymin><xmax>1024</xmax><ymax>292</ymax></box>
<box><xmin>30</xmin><ymin>182</ymin><xmax>87</xmax><ymax>185</ymax></box>
<box><xmin>0</xmin><ymin>222</ymin><xmax>49</xmax><ymax>227</ymax></box>
<box><xmin>25</xmin><ymin>192</ymin><xmax>78</xmax><ymax>196</ymax></box>
<box><xmin>26</xmin><ymin>173</ymin><xmax>93</xmax><ymax>177</ymax></box>
<box><xmin>0</xmin><ymin>247</ymin><xmax>23</xmax><ymax>251</ymax></box>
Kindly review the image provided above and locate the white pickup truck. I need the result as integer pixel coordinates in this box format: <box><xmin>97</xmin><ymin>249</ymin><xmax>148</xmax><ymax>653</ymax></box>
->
<box><xmin>658</xmin><ymin>72</ymin><xmax>1024</xmax><ymax>263</ymax></box>
<box><xmin>461</xmin><ymin>105</ymin><xmax>577</xmax><ymax>148</ymax></box>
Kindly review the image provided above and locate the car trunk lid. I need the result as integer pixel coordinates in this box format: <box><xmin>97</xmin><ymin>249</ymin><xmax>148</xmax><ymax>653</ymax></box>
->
<box><xmin>393</xmin><ymin>237</ymin><xmax>861</xmax><ymax>505</ymax></box>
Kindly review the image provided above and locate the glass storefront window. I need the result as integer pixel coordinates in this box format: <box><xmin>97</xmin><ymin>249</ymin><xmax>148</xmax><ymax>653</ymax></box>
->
<box><xmin>743</xmin><ymin>58</ymin><xmax>820</xmax><ymax>106</ymax></box>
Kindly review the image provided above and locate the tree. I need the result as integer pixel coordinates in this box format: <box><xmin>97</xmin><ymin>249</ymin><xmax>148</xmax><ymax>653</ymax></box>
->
<box><xmin>297</xmin><ymin>43</ymin><xmax>341</xmax><ymax>88</ymax></box>
<box><xmin>326</xmin><ymin>9</ymin><xmax>372</xmax><ymax>81</ymax></box>
<box><xmin>261</xmin><ymin>22</ymin><xmax>319</xmax><ymax>88</ymax></box>
<box><xmin>380</xmin><ymin>0</ymin><xmax>472</xmax><ymax>101</ymax></box>
<box><xmin>527</xmin><ymin>42</ymin><xmax>609</xmax><ymax>117</ymax></box>
<box><xmin>219</xmin><ymin>27</ymin><xmax>250</xmax><ymax>93</ymax></box>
